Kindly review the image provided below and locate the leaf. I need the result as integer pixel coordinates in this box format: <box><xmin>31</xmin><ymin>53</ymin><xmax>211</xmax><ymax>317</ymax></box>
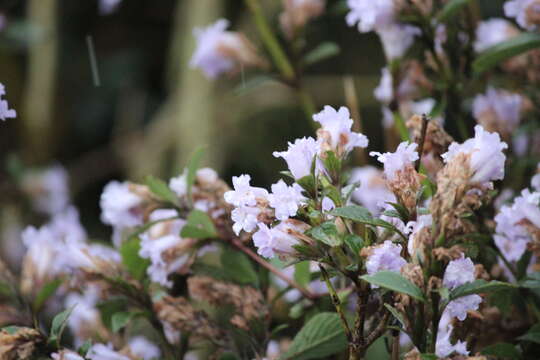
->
<box><xmin>384</xmin><ymin>304</ymin><xmax>406</xmax><ymax>328</ymax></box>
<box><xmin>32</xmin><ymin>278</ymin><xmax>63</xmax><ymax>312</ymax></box>
<box><xmin>97</xmin><ymin>298</ymin><xmax>128</xmax><ymax>330</ymax></box>
<box><xmin>308</xmin><ymin>222</ymin><xmax>342</xmax><ymax>247</ymax></box>
<box><xmin>144</xmin><ymin>175</ymin><xmax>179</xmax><ymax>206</ymax></box>
<box><xmin>221</xmin><ymin>247</ymin><xmax>259</xmax><ymax>286</ymax></box>
<box><xmin>78</xmin><ymin>339</ymin><xmax>92</xmax><ymax>356</ymax></box>
<box><xmin>449</xmin><ymin>280</ymin><xmax>516</xmax><ymax>301</ymax></box>
<box><xmin>481</xmin><ymin>342</ymin><xmax>522</xmax><ymax>359</ymax></box>
<box><xmin>437</xmin><ymin>0</ymin><xmax>472</xmax><ymax>22</ymax></box>
<box><xmin>517</xmin><ymin>324</ymin><xmax>540</xmax><ymax>344</ymax></box>
<box><xmin>303</xmin><ymin>42</ymin><xmax>340</xmax><ymax>66</ymax></box>
<box><xmin>233</xmin><ymin>75</ymin><xmax>274</xmax><ymax>96</ymax></box>
<box><xmin>473</xmin><ymin>33</ymin><xmax>540</xmax><ymax>74</ymax></box>
<box><xmin>280</xmin><ymin>312</ymin><xmax>347</xmax><ymax>360</ymax></box>
<box><xmin>181</xmin><ymin>209</ymin><xmax>218</xmax><ymax>239</ymax></box>
<box><xmin>186</xmin><ymin>146</ymin><xmax>206</xmax><ymax>204</ymax></box>
<box><xmin>343</xmin><ymin>234</ymin><xmax>364</xmax><ymax>257</ymax></box>
<box><xmin>294</xmin><ymin>261</ymin><xmax>311</xmax><ymax>287</ymax></box>
<box><xmin>49</xmin><ymin>306</ymin><xmax>75</xmax><ymax>345</ymax></box>
<box><xmin>361</xmin><ymin>271</ymin><xmax>425</xmax><ymax>302</ymax></box>
<box><xmin>2</xmin><ymin>326</ymin><xmax>22</xmax><ymax>334</ymax></box>
<box><xmin>111</xmin><ymin>311</ymin><xmax>135</xmax><ymax>333</ymax></box>
<box><xmin>120</xmin><ymin>236</ymin><xmax>150</xmax><ymax>281</ymax></box>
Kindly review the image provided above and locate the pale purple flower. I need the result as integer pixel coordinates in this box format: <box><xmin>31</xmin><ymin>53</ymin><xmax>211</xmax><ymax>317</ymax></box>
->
<box><xmin>513</xmin><ymin>189</ymin><xmax>540</xmax><ymax>228</ymax></box>
<box><xmin>442</xmin><ymin>125</ymin><xmax>508</xmax><ymax>184</ymax></box>
<box><xmin>169</xmin><ymin>171</ymin><xmax>187</xmax><ymax>197</ymax></box>
<box><xmin>494</xmin><ymin>234</ymin><xmax>528</xmax><ymax>262</ymax></box>
<box><xmin>21</xmin><ymin>164</ymin><xmax>70</xmax><ymax>215</ymax></box>
<box><xmin>52</xmin><ymin>351</ymin><xmax>85</xmax><ymax>360</ymax></box>
<box><xmin>100</xmin><ymin>181</ymin><xmax>143</xmax><ymax>228</ymax></box>
<box><xmin>443</xmin><ymin>255</ymin><xmax>475</xmax><ymax>289</ymax></box>
<box><xmin>268</xmin><ymin>180</ymin><xmax>306</xmax><ymax>220</ymax></box>
<box><xmin>405</xmin><ymin>214</ymin><xmax>432</xmax><ymax>256</ymax></box>
<box><xmin>321</xmin><ymin>196</ymin><xmax>336</xmax><ymax>212</ymax></box>
<box><xmin>0</xmin><ymin>83</ymin><xmax>16</xmax><ymax>121</ymax></box>
<box><xmin>505</xmin><ymin>0</ymin><xmax>540</xmax><ymax>31</ymax></box>
<box><xmin>436</xmin><ymin>313</ymin><xmax>469</xmax><ymax>358</ymax></box>
<box><xmin>128</xmin><ymin>336</ymin><xmax>161</xmax><ymax>360</ymax></box>
<box><xmin>374</xmin><ymin>67</ymin><xmax>393</xmax><ymax>104</ymax></box>
<box><xmin>273</xmin><ymin>137</ymin><xmax>321</xmax><ymax>179</ymax></box>
<box><xmin>366</xmin><ymin>240</ymin><xmax>407</xmax><ymax>275</ymax></box>
<box><xmin>349</xmin><ymin>166</ymin><xmax>395</xmax><ymax>214</ymax></box>
<box><xmin>231</xmin><ymin>205</ymin><xmax>260</xmax><ymax>235</ymax></box>
<box><xmin>532</xmin><ymin>167</ymin><xmax>540</xmax><ymax>191</ymax></box>
<box><xmin>49</xmin><ymin>206</ymin><xmax>87</xmax><ymax>244</ymax></box>
<box><xmin>345</xmin><ymin>0</ymin><xmax>395</xmax><ymax>33</ymax></box>
<box><xmin>190</xmin><ymin>19</ymin><xmax>235</xmax><ymax>78</ymax></box>
<box><xmin>87</xmin><ymin>343</ymin><xmax>130</xmax><ymax>360</ymax></box>
<box><xmin>21</xmin><ymin>225</ymin><xmax>63</xmax><ymax>279</ymax></box>
<box><xmin>445</xmin><ymin>294</ymin><xmax>483</xmax><ymax>321</ymax></box>
<box><xmin>377</xmin><ymin>24</ymin><xmax>420</xmax><ymax>60</ymax></box>
<box><xmin>370</xmin><ymin>142</ymin><xmax>419</xmax><ymax>181</ymax></box>
<box><xmin>313</xmin><ymin>105</ymin><xmax>368</xmax><ymax>153</ymax></box>
<box><xmin>252</xmin><ymin>220</ymin><xmax>308</xmax><ymax>259</ymax></box>
<box><xmin>474</xmin><ymin>19</ymin><xmax>518</xmax><ymax>53</ymax></box>
<box><xmin>224</xmin><ymin>174</ymin><xmax>268</xmax><ymax>207</ymax></box>
<box><xmin>472</xmin><ymin>87</ymin><xmax>524</xmax><ymax>134</ymax></box>
<box><xmin>99</xmin><ymin>0</ymin><xmax>122</xmax><ymax>15</ymax></box>
<box><xmin>65</xmin><ymin>286</ymin><xmax>102</xmax><ymax>346</ymax></box>
<box><xmin>253</xmin><ymin>223</ymin><xmax>277</xmax><ymax>258</ymax></box>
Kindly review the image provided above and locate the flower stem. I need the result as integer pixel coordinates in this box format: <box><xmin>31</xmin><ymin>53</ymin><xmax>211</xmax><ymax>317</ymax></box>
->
<box><xmin>319</xmin><ymin>264</ymin><xmax>353</xmax><ymax>343</ymax></box>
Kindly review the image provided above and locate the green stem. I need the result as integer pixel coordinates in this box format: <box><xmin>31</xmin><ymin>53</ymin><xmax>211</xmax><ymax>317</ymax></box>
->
<box><xmin>393</xmin><ymin>111</ymin><xmax>410</xmax><ymax>142</ymax></box>
<box><xmin>319</xmin><ymin>264</ymin><xmax>353</xmax><ymax>343</ymax></box>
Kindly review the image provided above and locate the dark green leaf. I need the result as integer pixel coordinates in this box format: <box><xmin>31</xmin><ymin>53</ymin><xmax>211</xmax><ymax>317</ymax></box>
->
<box><xmin>473</xmin><ymin>33</ymin><xmax>540</xmax><ymax>74</ymax></box>
<box><xmin>308</xmin><ymin>222</ymin><xmax>342</xmax><ymax>247</ymax></box>
<box><xmin>49</xmin><ymin>306</ymin><xmax>75</xmax><ymax>345</ymax></box>
<box><xmin>120</xmin><ymin>236</ymin><xmax>150</xmax><ymax>281</ymax></box>
<box><xmin>186</xmin><ymin>146</ymin><xmax>206</xmax><ymax>204</ymax></box>
<box><xmin>181</xmin><ymin>209</ymin><xmax>218</xmax><ymax>239</ymax></box>
<box><xmin>361</xmin><ymin>271</ymin><xmax>425</xmax><ymax>302</ymax></box>
<box><xmin>111</xmin><ymin>311</ymin><xmax>135</xmax><ymax>333</ymax></box>
<box><xmin>517</xmin><ymin>324</ymin><xmax>540</xmax><ymax>344</ymax></box>
<box><xmin>280</xmin><ymin>312</ymin><xmax>347</xmax><ymax>360</ymax></box>
<box><xmin>449</xmin><ymin>280</ymin><xmax>516</xmax><ymax>301</ymax></box>
<box><xmin>437</xmin><ymin>0</ymin><xmax>472</xmax><ymax>22</ymax></box>
<box><xmin>78</xmin><ymin>339</ymin><xmax>92</xmax><ymax>356</ymax></box>
<box><xmin>144</xmin><ymin>175</ymin><xmax>179</xmax><ymax>205</ymax></box>
<box><xmin>343</xmin><ymin>234</ymin><xmax>364</xmax><ymax>257</ymax></box>
<box><xmin>294</xmin><ymin>261</ymin><xmax>311</xmax><ymax>287</ymax></box>
<box><xmin>221</xmin><ymin>247</ymin><xmax>259</xmax><ymax>286</ymax></box>
<box><xmin>33</xmin><ymin>278</ymin><xmax>63</xmax><ymax>312</ymax></box>
<box><xmin>330</xmin><ymin>206</ymin><xmax>407</xmax><ymax>240</ymax></box>
<box><xmin>481</xmin><ymin>342</ymin><xmax>522</xmax><ymax>359</ymax></box>
<box><xmin>384</xmin><ymin>304</ymin><xmax>406</xmax><ymax>328</ymax></box>
<box><xmin>303</xmin><ymin>42</ymin><xmax>340</xmax><ymax>66</ymax></box>
<box><xmin>97</xmin><ymin>298</ymin><xmax>128</xmax><ymax>330</ymax></box>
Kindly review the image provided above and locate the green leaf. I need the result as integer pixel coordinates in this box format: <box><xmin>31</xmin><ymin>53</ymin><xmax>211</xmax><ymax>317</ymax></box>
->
<box><xmin>120</xmin><ymin>236</ymin><xmax>150</xmax><ymax>280</ymax></box>
<box><xmin>517</xmin><ymin>324</ymin><xmax>540</xmax><ymax>344</ymax></box>
<box><xmin>330</xmin><ymin>206</ymin><xmax>407</xmax><ymax>240</ymax></box>
<box><xmin>449</xmin><ymin>280</ymin><xmax>516</xmax><ymax>301</ymax></box>
<box><xmin>308</xmin><ymin>222</ymin><xmax>342</xmax><ymax>247</ymax></box>
<box><xmin>220</xmin><ymin>352</ymin><xmax>240</xmax><ymax>360</ymax></box>
<box><xmin>78</xmin><ymin>339</ymin><xmax>92</xmax><ymax>356</ymax></box>
<box><xmin>361</xmin><ymin>271</ymin><xmax>425</xmax><ymax>302</ymax></box>
<box><xmin>383</xmin><ymin>304</ymin><xmax>406</xmax><ymax>328</ymax></box>
<box><xmin>473</xmin><ymin>33</ymin><xmax>540</xmax><ymax>74</ymax></box>
<box><xmin>2</xmin><ymin>325</ymin><xmax>22</xmax><ymax>335</ymax></box>
<box><xmin>280</xmin><ymin>312</ymin><xmax>347</xmax><ymax>360</ymax></box>
<box><xmin>303</xmin><ymin>42</ymin><xmax>340</xmax><ymax>66</ymax></box>
<box><xmin>343</xmin><ymin>234</ymin><xmax>364</xmax><ymax>257</ymax></box>
<box><xmin>221</xmin><ymin>247</ymin><xmax>259</xmax><ymax>286</ymax></box>
<box><xmin>481</xmin><ymin>342</ymin><xmax>522</xmax><ymax>359</ymax></box>
<box><xmin>294</xmin><ymin>261</ymin><xmax>311</xmax><ymax>287</ymax></box>
<box><xmin>144</xmin><ymin>175</ymin><xmax>179</xmax><ymax>206</ymax></box>
<box><xmin>97</xmin><ymin>298</ymin><xmax>128</xmax><ymax>330</ymax></box>
<box><xmin>49</xmin><ymin>306</ymin><xmax>75</xmax><ymax>345</ymax></box>
<box><xmin>186</xmin><ymin>146</ymin><xmax>206</xmax><ymax>204</ymax></box>
<box><xmin>180</xmin><ymin>209</ymin><xmax>218</xmax><ymax>239</ymax></box>
<box><xmin>111</xmin><ymin>311</ymin><xmax>135</xmax><ymax>333</ymax></box>
<box><xmin>437</xmin><ymin>0</ymin><xmax>472</xmax><ymax>22</ymax></box>
<box><xmin>32</xmin><ymin>278</ymin><xmax>63</xmax><ymax>312</ymax></box>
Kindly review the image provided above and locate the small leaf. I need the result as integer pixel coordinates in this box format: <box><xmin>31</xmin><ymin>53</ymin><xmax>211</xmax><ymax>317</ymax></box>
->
<box><xmin>181</xmin><ymin>209</ymin><xmax>218</xmax><ymax>239</ymax></box>
<box><xmin>111</xmin><ymin>311</ymin><xmax>135</xmax><ymax>333</ymax></box>
<box><xmin>308</xmin><ymin>222</ymin><xmax>342</xmax><ymax>247</ymax></box>
<box><xmin>481</xmin><ymin>342</ymin><xmax>522</xmax><ymax>359</ymax></box>
<box><xmin>303</xmin><ymin>42</ymin><xmax>340</xmax><ymax>66</ymax></box>
<box><xmin>361</xmin><ymin>271</ymin><xmax>425</xmax><ymax>302</ymax></box>
<box><xmin>280</xmin><ymin>312</ymin><xmax>347</xmax><ymax>360</ymax></box>
<box><xmin>343</xmin><ymin>234</ymin><xmax>364</xmax><ymax>257</ymax></box>
<box><xmin>384</xmin><ymin>304</ymin><xmax>406</xmax><ymax>328</ymax></box>
<box><xmin>473</xmin><ymin>33</ymin><xmax>540</xmax><ymax>74</ymax></box>
<box><xmin>186</xmin><ymin>146</ymin><xmax>206</xmax><ymax>204</ymax></box>
<box><xmin>294</xmin><ymin>261</ymin><xmax>311</xmax><ymax>287</ymax></box>
<box><xmin>449</xmin><ymin>280</ymin><xmax>516</xmax><ymax>301</ymax></box>
<box><xmin>32</xmin><ymin>278</ymin><xmax>63</xmax><ymax>312</ymax></box>
<box><xmin>437</xmin><ymin>0</ymin><xmax>472</xmax><ymax>22</ymax></box>
<box><xmin>78</xmin><ymin>339</ymin><xmax>92</xmax><ymax>356</ymax></box>
<box><xmin>49</xmin><ymin>306</ymin><xmax>75</xmax><ymax>345</ymax></box>
<box><xmin>144</xmin><ymin>175</ymin><xmax>179</xmax><ymax>205</ymax></box>
<box><xmin>221</xmin><ymin>247</ymin><xmax>259</xmax><ymax>286</ymax></box>
<box><xmin>120</xmin><ymin>236</ymin><xmax>150</xmax><ymax>281</ymax></box>
<box><xmin>517</xmin><ymin>324</ymin><xmax>540</xmax><ymax>344</ymax></box>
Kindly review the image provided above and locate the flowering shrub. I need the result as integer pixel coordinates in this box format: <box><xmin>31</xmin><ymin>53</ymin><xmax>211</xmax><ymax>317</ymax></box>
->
<box><xmin>2</xmin><ymin>0</ymin><xmax>540</xmax><ymax>359</ymax></box>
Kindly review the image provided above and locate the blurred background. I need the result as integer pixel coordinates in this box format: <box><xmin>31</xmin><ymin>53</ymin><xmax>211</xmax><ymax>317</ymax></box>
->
<box><xmin>0</xmin><ymin>0</ymin><xmax>507</xmax><ymax>252</ymax></box>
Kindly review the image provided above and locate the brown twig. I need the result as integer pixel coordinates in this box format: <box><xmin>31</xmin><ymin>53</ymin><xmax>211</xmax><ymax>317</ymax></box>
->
<box><xmin>415</xmin><ymin>113</ymin><xmax>429</xmax><ymax>172</ymax></box>
<box><xmin>230</xmin><ymin>238</ymin><xmax>317</xmax><ymax>300</ymax></box>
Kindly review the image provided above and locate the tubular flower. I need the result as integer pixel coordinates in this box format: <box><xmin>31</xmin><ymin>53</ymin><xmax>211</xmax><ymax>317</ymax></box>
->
<box><xmin>366</xmin><ymin>240</ymin><xmax>407</xmax><ymax>276</ymax></box>
<box><xmin>267</xmin><ymin>180</ymin><xmax>306</xmax><ymax>221</ymax></box>
<box><xmin>252</xmin><ymin>220</ymin><xmax>310</xmax><ymax>259</ymax></box>
<box><xmin>273</xmin><ymin>137</ymin><xmax>321</xmax><ymax>180</ymax></box>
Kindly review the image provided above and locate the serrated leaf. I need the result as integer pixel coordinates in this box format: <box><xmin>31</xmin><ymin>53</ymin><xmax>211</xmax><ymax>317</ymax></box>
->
<box><xmin>33</xmin><ymin>278</ymin><xmax>63</xmax><ymax>312</ymax></box>
<box><xmin>449</xmin><ymin>280</ymin><xmax>516</xmax><ymax>301</ymax></box>
<box><xmin>181</xmin><ymin>209</ymin><xmax>218</xmax><ymax>239</ymax></box>
<box><xmin>473</xmin><ymin>33</ymin><xmax>540</xmax><ymax>74</ymax></box>
<box><xmin>49</xmin><ymin>306</ymin><xmax>75</xmax><ymax>345</ymax></box>
<box><xmin>303</xmin><ymin>42</ymin><xmax>340</xmax><ymax>66</ymax></box>
<box><xmin>481</xmin><ymin>342</ymin><xmax>522</xmax><ymax>359</ymax></box>
<box><xmin>280</xmin><ymin>312</ymin><xmax>347</xmax><ymax>360</ymax></box>
<box><xmin>361</xmin><ymin>271</ymin><xmax>425</xmax><ymax>302</ymax></box>
<box><xmin>120</xmin><ymin>236</ymin><xmax>150</xmax><ymax>281</ymax></box>
<box><xmin>221</xmin><ymin>247</ymin><xmax>259</xmax><ymax>286</ymax></box>
<box><xmin>111</xmin><ymin>311</ymin><xmax>135</xmax><ymax>333</ymax></box>
<box><xmin>308</xmin><ymin>222</ymin><xmax>342</xmax><ymax>247</ymax></box>
<box><xmin>437</xmin><ymin>0</ymin><xmax>472</xmax><ymax>22</ymax></box>
<box><xmin>517</xmin><ymin>324</ymin><xmax>540</xmax><ymax>344</ymax></box>
<box><xmin>144</xmin><ymin>175</ymin><xmax>179</xmax><ymax>205</ymax></box>
<box><xmin>186</xmin><ymin>146</ymin><xmax>206</xmax><ymax>204</ymax></box>
<box><xmin>294</xmin><ymin>261</ymin><xmax>311</xmax><ymax>287</ymax></box>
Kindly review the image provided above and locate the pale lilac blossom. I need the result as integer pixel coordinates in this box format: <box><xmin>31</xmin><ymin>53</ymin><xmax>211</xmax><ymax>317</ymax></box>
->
<box><xmin>472</xmin><ymin>87</ymin><xmax>524</xmax><ymax>134</ymax></box>
<box><xmin>231</xmin><ymin>206</ymin><xmax>260</xmax><ymax>235</ymax></box>
<box><xmin>0</xmin><ymin>83</ymin><xmax>16</xmax><ymax>121</ymax></box>
<box><xmin>224</xmin><ymin>175</ymin><xmax>268</xmax><ymax>207</ymax></box>
<box><xmin>443</xmin><ymin>255</ymin><xmax>476</xmax><ymax>289</ymax></box>
<box><xmin>366</xmin><ymin>240</ymin><xmax>407</xmax><ymax>275</ymax></box>
<box><xmin>21</xmin><ymin>165</ymin><xmax>70</xmax><ymax>215</ymax></box>
<box><xmin>370</xmin><ymin>142</ymin><xmax>419</xmax><ymax>181</ymax></box>
<box><xmin>377</xmin><ymin>24</ymin><xmax>420</xmax><ymax>60</ymax></box>
<box><xmin>100</xmin><ymin>181</ymin><xmax>143</xmax><ymax>228</ymax></box>
<box><xmin>273</xmin><ymin>137</ymin><xmax>321</xmax><ymax>179</ymax></box>
<box><xmin>445</xmin><ymin>294</ymin><xmax>483</xmax><ymax>321</ymax></box>
<box><xmin>268</xmin><ymin>180</ymin><xmax>306</xmax><ymax>220</ymax></box>
<box><xmin>99</xmin><ymin>0</ymin><xmax>122</xmax><ymax>15</ymax></box>
<box><xmin>405</xmin><ymin>214</ymin><xmax>432</xmax><ymax>256</ymax></box>
<box><xmin>374</xmin><ymin>67</ymin><xmax>393</xmax><ymax>104</ymax></box>
<box><xmin>345</xmin><ymin>0</ymin><xmax>395</xmax><ymax>33</ymax></box>
<box><xmin>52</xmin><ymin>351</ymin><xmax>85</xmax><ymax>360</ymax></box>
<box><xmin>436</xmin><ymin>313</ymin><xmax>469</xmax><ymax>358</ymax></box>
<box><xmin>504</xmin><ymin>0</ymin><xmax>540</xmax><ymax>31</ymax></box>
<box><xmin>313</xmin><ymin>106</ymin><xmax>368</xmax><ymax>154</ymax></box>
<box><xmin>87</xmin><ymin>343</ymin><xmax>130</xmax><ymax>360</ymax></box>
<box><xmin>128</xmin><ymin>336</ymin><xmax>161</xmax><ymax>360</ymax></box>
<box><xmin>474</xmin><ymin>19</ymin><xmax>518</xmax><ymax>53</ymax></box>
<box><xmin>252</xmin><ymin>220</ymin><xmax>308</xmax><ymax>259</ymax></box>
<box><xmin>349</xmin><ymin>166</ymin><xmax>395</xmax><ymax>214</ymax></box>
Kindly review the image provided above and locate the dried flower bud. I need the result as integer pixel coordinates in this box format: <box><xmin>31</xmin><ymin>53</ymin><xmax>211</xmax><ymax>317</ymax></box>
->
<box><xmin>401</xmin><ymin>263</ymin><xmax>424</xmax><ymax>290</ymax></box>
<box><xmin>0</xmin><ymin>327</ymin><xmax>44</xmax><ymax>360</ymax></box>
<box><xmin>279</xmin><ymin>0</ymin><xmax>325</xmax><ymax>39</ymax></box>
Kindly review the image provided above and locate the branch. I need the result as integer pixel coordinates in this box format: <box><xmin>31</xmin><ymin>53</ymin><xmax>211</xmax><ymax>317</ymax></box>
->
<box><xmin>319</xmin><ymin>264</ymin><xmax>353</xmax><ymax>343</ymax></box>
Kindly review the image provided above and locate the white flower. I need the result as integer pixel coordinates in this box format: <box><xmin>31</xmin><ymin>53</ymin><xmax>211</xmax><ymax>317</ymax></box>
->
<box><xmin>169</xmin><ymin>171</ymin><xmax>187</xmax><ymax>197</ymax></box>
<box><xmin>21</xmin><ymin>165</ymin><xmax>70</xmax><ymax>215</ymax></box>
<box><xmin>346</xmin><ymin>0</ymin><xmax>395</xmax><ymax>33</ymax></box>
<box><xmin>436</xmin><ymin>313</ymin><xmax>469</xmax><ymax>358</ymax></box>
<box><xmin>65</xmin><ymin>286</ymin><xmax>102</xmax><ymax>346</ymax></box>
<box><xmin>474</xmin><ymin>19</ymin><xmax>519</xmax><ymax>53</ymax></box>
<box><xmin>87</xmin><ymin>343</ymin><xmax>130</xmax><ymax>360</ymax></box>
<box><xmin>99</xmin><ymin>0</ymin><xmax>122</xmax><ymax>15</ymax></box>
<box><xmin>224</xmin><ymin>174</ymin><xmax>268</xmax><ymax>207</ymax></box>
<box><xmin>377</xmin><ymin>24</ymin><xmax>420</xmax><ymax>60</ymax></box>
<box><xmin>494</xmin><ymin>204</ymin><xmax>532</xmax><ymax>261</ymax></box>
<box><xmin>366</xmin><ymin>240</ymin><xmax>407</xmax><ymax>275</ymax></box>
<box><xmin>0</xmin><ymin>83</ymin><xmax>16</xmax><ymax>121</ymax></box>
<box><xmin>472</xmin><ymin>87</ymin><xmax>524</xmax><ymax>135</ymax></box>
<box><xmin>253</xmin><ymin>223</ymin><xmax>277</xmax><ymax>258</ymax></box>
<box><xmin>51</xmin><ymin>350</ymin><xmax>85</xmax><ymax>360</ymax></box>
<box><xmin>313</xmin><ymin>105</ymin><xmax>368</xmax><ymax>154</ymax></box>
<box><xmin>504</xmin><ymin>0</ymin><xmax>540</xmax><ymax>31</ymax></box>
<box><xmin>374</xmin><ymin>67</ymin><xmax>393</xmax><ymax>104</ymax></box>
<box><xmin>321</xmin><ymin>196</ymin><xmax>336</xmax><ymax>212</ymax></box>
<box><xmin>513</xmin><ymin>188</ymin><xmax>540</xmax><ymax>228</ymax></box>
<box><xmin>128</xmin><ymin>336</ymin><xmax>161</xmax><ymax>360</ymax></box>
<box><xmin>49</xmin><ymin>206</ymin><xmax>87</xmax><ymax>244</ymax></box>
<box><xmin>349</xmin><ymin>166</ymin><xmax>395</xmax><ymax>214</ymax></box>
<box><xmin>100</xmin><ymin>181</ymin><xmax>143</xmax><ymax>228</ymax></box>
<box><xmin>441</xmin><ymin>125</ymin><xmax>508</xmax><ymax>184</ymax></box>
<box><xmin>268</xmin><ymin>180</ymin><xmax>306</xmax><ymax>220</ymax></box>
<box><xmin>370</xmin><ymin>142</ymin><xmax>419</xmax><ymax>182</ymax></box>
<box><xmin>405</xmin><ymin>214</ymin><xmax>432</xmax><ymax>256</ymax></box>
<box><xmin>494</xmin><ymin>234</ymin><xmax>529</xmax><ymax>262</ymax></box>
<box><xmin>252</xmin><ymin>220</ymin><xmax>308</xmax><ymax>259</ymax></box>
<box><xmin>445</xmin><ymin>294</ymin><xmax>483</xmax><ymax>321</ymax></box>
<box><xmin>443</xmin><ymin>254</ymin><xmax>476</xmax><ymax>289</ymax></box>
<box><xmin>21</xmin><ymin>225</ymin><xmax>63</xmax><ymax>279</ymax></box>
<box><xmin>231</xmin><ymin>206</ymin><xmax>260</xmax><ymax>235</ymax></box>
<box><xmin>273</xmin><ymin>137</ymin><xmax>321</xmax><ymax>179</ymax></box>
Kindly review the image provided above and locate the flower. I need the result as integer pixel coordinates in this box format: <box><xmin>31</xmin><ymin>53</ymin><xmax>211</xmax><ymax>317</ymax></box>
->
<box><xmin>435</xmin><ymin>313</ymin><xmax>469</xmax><ymax>358</ymax></box>
<box><xmin>444</xmin><ymin>294</ymin><xmax>483</xmax><ymax>321</ymax></box>
<box><xmin>313</xmin><ymin>106</ymin><xmax>368</xmax><ymax>155</ymax></box>
<box><xmin>377</xmin><ymin>24</ymin><xmax>420</xmax><ymax>60</ymax></box>
<box><xmin>87</xmin><ymin>343</ymin><xmax>130</xmax><ymax>360</ymax></box>
<box><xmin>0</xmin><ymin>83</ymin><xmax>16</xmax><ymax>121</ymax></box>
<box><xmin>100</xmin><ymin>181</ymin><xmax>143</xmax><ymax>228</ymax></box>
<box><xmin>472</xmin><ymin>87</ymin><xmax>525</xmax><ymax>136</ymax></box>
<box><xmin>252</xmin><ymin>220</ymin><xmax>309</xmax><ymax>259</ymax></box>
<box><xmin>169</xmin><ymin>167</ymin><xmax>219</xmax><ymax>197</ymax></box>
<box><xmin>504</xmin><ymin>0</ymin><xmax>540</xmax><ymax>31</ymax></box>
<box><xmin>231</xmin><ymin>206</ymin><xmax>260</xmax><ymax>235</ymax></box>
<box><xmin>346</xmin><ymin>0</ymin><xmax>395</xmax><ymax>33</ymax></box>
<box><xmin>374</xmin><ymin>67</ymin><xmax>393</xmax><ymax>104</ymax></box>
<box><xmin>370</xmin><ymin>142</ymin><xmax>419</xmax><ymax>182</ymax></box>
<box><xmin>349</xmin><ymin>166</ymin><xmax>395</xmax><ymax>214</ymax></box>
<box><xmin>99</xmin><ymin>0</ymin><xmax>122</xmax><ymax>15</ymax></box>
<box><xmin>51</xmin><ymin>350</ymin><xmax>85</xmax><ymax>360</ymax></box>
<box><xmin>21</xmin><ymin>164</ymin><xmax>70</xmax><ymax>215</ymax></box>
<box><xmin>268</xmin><ymin>180</ymin><xmax>306</xmax><ymax>220</ymax></box>
<box><xmin>48</xmin><ymin>206</ymin><xmax>87</xmax><ymax>244</ymax></box>
<box><xmin>65</xmin><ymin>286</ymin><xmax>104</xmax><ymax>346</ymax></box>
<box><xmin>441</xmin><ymin>125</ymin><xmax>508</xmax><ymax>185</ymax></box>
<box><xmin>405</xmin><ymin>214</ymin><xmax>432</xmax><ymax>256</ymax></box>
<box><xmin>513</xmin><ymin>188</ymin><xmax>540</xmax><ymax>228</ymax></box>
<box><xmin>474</xmin><ymin>19</ymin><xmax>519</xmax><ymax>53</ymax></box>
<box><xmin>279</xmin><ymin>0</ymin><xmax>325</xmax><ymax>38</ymax></box>
<box><xmin>273</xmin><ymin>137</ymin><xmax>321</xmax><ymax>179</ymax></box>
<box><xmin>224</xmin><ymin>174</ymin><xmax>268</xmax><ymax>207</ymax></box>
<box><xmin>366</xmin><ymin>240</ymin><xmax>407</xmax><ymax>275</ymax></box>
<box><xmin>321</xmin><ymin>196</ymin><xmax>336</xmax><ymax>212</ymax></box>
<box><xmin>494</xmin><ymin>205</ymin><xmax>532</xmax><ymax>261</ymax></box>
<box><xmin>128</xmin><ymin>336</ymin><xmax>161</xmax><ymax>360</ymax></box>
<box><xmin>443</xmin><ymin>254</ymin><xmax>475</xmax><ymax>289</ymax></box>
<box><xmin>532</xmin><ymin>164</ymin><xmax>540</xmax><ymax>191</ymax></box>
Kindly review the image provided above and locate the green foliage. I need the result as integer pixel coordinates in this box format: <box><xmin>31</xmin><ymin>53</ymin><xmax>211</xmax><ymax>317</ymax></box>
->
<box><xmin>437</xmin><ymin>0</ymin><xmax>472</xmax><ymax>22</ymax></box>
<box><xmin>448</xmin><ymin>280</ymin><xmax>516</xmax><ymax>301</ymax></box>
<box><xmin>181</xmin><ymin>209</ymin><xmax>218</xmax><ymax>239</ymax></box>
<box><xmin>517</xmin><ymin>324</ymin><xmax>540</xmax><ymax>344</ymax></box>
<box><xmin>144</xmin><ymin>175</ymin><xmax>179</xmax><ymax>206</ymax></box>
<box><xmin>221</xmin><ymin>246</ymin><xmax>259</xmax><ymax>286</ymax></box>
<box><xmin>294</xmin><ymin>261</ymin><xmax>311</xmax><ymax>287</ymax></box>
<box><xmin>279</xmin><ymin>313</ymin><xmax>348</xmax><ymax>360</ymax></box>
<box><xmin>481</xmin><ymin>342</ymin><xmax>523</xmax><ymax>359</ymax></box>
<box><xmin>111</xmin><ymin>311</ymin><xmax>138</xmax><ymax>333</ymax></box>
<box><xmin>303</xmin><ymin>42</ymin><xmax>340</xmax><ymax>67</ymax></box>
<box><xmin>307</xmin><ymin>221</ymin><xmax>342</xmax><ymax>247</ymax></box>
<box><xmin>120</xmin><ymin>236</ymin><xmax>150</xmax><ymax>281</ymax></box>
<box><xmin>48</xmin><ymin>306</ymin><xmax>75</xmax><ymax>346</ymax></box>
<box><xmin>32</xmin><ymin>278</ymin><xmax>63</xmax><ymax>313</ymax></box>
<box><xmin>330</xmin><ymin>206</ymin><xmax>407</xmax><ymax>240</ymax></box>
<box><xmin>186</xmin><ymin>146</ymin><xmax>206</xmax><ymax>204</ymax></box>
<box><xmin>361</xmin><ymin>271</ymin><xmax>425</xmax><ymax>302</ymax></box>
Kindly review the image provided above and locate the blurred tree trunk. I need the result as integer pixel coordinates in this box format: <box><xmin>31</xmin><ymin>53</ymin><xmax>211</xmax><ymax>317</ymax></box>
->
<box><xmin>21</xmin><ymin>0</ymin><xmax>58</xmax><ymax>164</ymax></box>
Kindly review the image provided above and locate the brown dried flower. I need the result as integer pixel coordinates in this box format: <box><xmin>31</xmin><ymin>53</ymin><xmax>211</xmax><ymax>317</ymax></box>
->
<box><xmin>279</xmin><ymin>0</ymin><xmax>325</xmax><ymax>39</ymax></box>
<box><xmin>0</xmin><ymin>327</ymin><xmax>44</xmax><ymax>360</ymax></box>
